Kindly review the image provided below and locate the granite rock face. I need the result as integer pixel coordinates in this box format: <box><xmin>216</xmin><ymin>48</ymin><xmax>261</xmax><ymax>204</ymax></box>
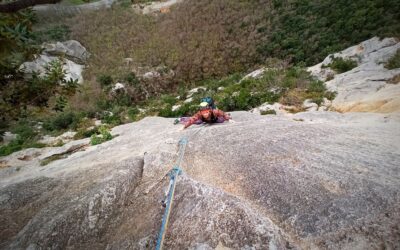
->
<box><xmin>1</xmin><ymin>111</ymin><xmax>399</xmax><ymax>249</ymax></box>
<box><xmin>308</xmin><ymin>37</ymin><xmax>400</xmax><ymax>113</ymax></box>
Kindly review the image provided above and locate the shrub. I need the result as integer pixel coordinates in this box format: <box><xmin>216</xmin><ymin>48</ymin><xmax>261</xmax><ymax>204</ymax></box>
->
<box><xmin>218</xmin><ymin>90</ymin><xmax>273</xmax><ymax>112</ymax></box>
<box><xmin>1</xmin><ymin>59</ymin><xmax>78</xmax><ymax>121</ymax></box>
<box><xmin>54</xmin><ymin>96</ymin><xmax>68</xmax><ymax>112</ymax></box>
<box><xmin>90</xmin><ymin>125</ymin><xmax>113</xmax><ymax>145</ymax></box>
<box><xmin>311</xmin><ymin>97</ymin><xmax>324</xmax><ymax>106</ymax></box>
<box><xmin>325</xmin><ymin>91</ymin><xmax>337</xmax><ymax>101</ymax></box>
<box><xmin>111</xmin><ymin>92</ymin><xmax>132</xmax><ymax>107</ymax></box>
<box><xmin>0</xmin><ymin>140</ymin><xmax>24</xmax><ymax>157</ymax></box>
<box><xmin>12</xmin><ymin>123</ymin><xmax>37</xmax><ymax>141</ymax></box>
<box><xmin>97</xmin><ymin>74</ymin><xmax>113</xmax><ymax>87</ymax></box>
<box><xmin>326</xmin><ymin>57</ymin><xmax>358</xmax><ymax>73</ymax></box>
<box><xmin>125</xmin><ymin>72</ymin><xmax>140</xmax><ymax>86</ymax></box>
<box><xmin>158</xmin><ymin>104</ymin><xmax>175</xmax><ymax>118</ymax></box>
<box><xmin>43</xmin><ymin>112</ymin><xmax>81</xmax><ymax>131</ymax></box>
<box><xmin>174</xmin><ymin>103</ymin><xmax>199</xmax><ymax>117</ymax></box>
<box><xmin>161</xmin><ymin>95</ymin><xmax>177</xmax><ymax>106</ymax></box>
<box><xmin>127</xmin><ymin>107</ymin><xmax>140</xmax><ymax>121</ymax></box>
<box><xmin>0</xmin><ymin>122</ymin><xmax>45</xmax><ymax>157</ymax></box>
<box><xmin>74</xmin><ymin>127</ymin><xmax>98</xmax><ymax>140</ymax></box>
<box><xmin>308</xmin><ymin>81</ymin><xmax>326</xmax><ymax>93</ymax></box>
<box><xmin>33</xmin><ymin>24</ymin><xmax>70</xmax><ymax>43</ymax></box>
<box><xmin>385</xmin><ymin>49</ymin><xmax>400</xmax><ymax>70</ymax></box>
<box><xmin>101</xmin><ymin>112</ymin><xmax>122</xmax><ymax>126</ymax></box>
<box><xmin>280</xmin><ymin>89</ymin><xmax>307</xmax><ymax>107</ymax></box>
<box><xmin>73</xmin><ymin>118</ymin><xmax>97</xmax><ymax>139</ymax></box>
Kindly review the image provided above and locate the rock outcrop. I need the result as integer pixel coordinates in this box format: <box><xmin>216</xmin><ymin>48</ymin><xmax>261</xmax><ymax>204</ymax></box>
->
<box><xmin>42</xmin><ymin>40</ymin><xmax>90</xmax><ymax>65</ymax></box>
<box><xmin>132</xmin><ymin>0</ymin><xmax>184</xmax><ymax>15</ymax></box>
<box><xmin>1</xmin><ymin>111</ymin><xmax>399</xmax><ymax>249</ymax></box>
<box><xmin>308</xmin><ymin>37</ymin><xmax>400</xmax><ymax>113</ymax></box>
<box><xmin>19</xmin><ymin>40</ymin><xmax>89</xmax><ymax>84</ymax></box>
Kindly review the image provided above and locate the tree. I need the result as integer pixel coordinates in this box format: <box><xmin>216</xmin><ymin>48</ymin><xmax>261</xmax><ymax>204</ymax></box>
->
<box><xmin>0</xmin><ymin>0</ymin><xmax>61</xmax><ymax>13</ymax></box>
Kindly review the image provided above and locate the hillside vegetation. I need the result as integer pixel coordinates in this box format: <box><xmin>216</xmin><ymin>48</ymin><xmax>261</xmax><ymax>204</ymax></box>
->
<box><xmin>69</xmin><ymin>0</ymin><xmax>400</xmax><ymax>82</ymax></box>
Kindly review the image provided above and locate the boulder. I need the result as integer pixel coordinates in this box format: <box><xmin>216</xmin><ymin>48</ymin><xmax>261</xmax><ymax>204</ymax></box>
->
<box><xmin>242</xmin><ymin>68</ymin><xmax>267</xmax><ymax>80</ymax></box>
<box><xmin>111</xmin><ymin>82</ymin><xmax>126</xmax><ymax>93</ymax></box>
<box><xmin>187</xmin><ymin>87</ymin><xmax>206</xmax><ymax>98</ymax></box>
<box><xmin>172</xmin><ymin>104</ymin><xmax>181</xmax><ymax>111</ymax></box>
<box><xmin>184</xmin><ymin>97</ymin><xmax>193</xmax><ymax>103</ymax></box>
<box><xmin>94</xmin><ymin>120</ymin><xmax>102</xmax><ymax>126</ymax></box>
<box><xmin>19</xmin><ymin>40</ymin><xmax>89</xmax><ymax>84</ymax></box>
<box><xmin>1</xmin><ymin>132</ymin><xmax>17</xmax><ymax>145</ymax></box>
<box><xmin>303</xmin><ymin>99</ymin><xmax>318</xmax><ymax>109</ymax></box>
<box><xmin>42</xmin><ymin>40</ymin><xmax>90</xmax><ymax>65</ymax></box>
<box><xmin>251</xmin><ymin>102</ymin><xmax>285</xmax><ymax>115</ymax></box>
<box><xmin>143</xmin><ymin>71</ymin><xmax>161</xmax><ymax>79</ymax></box>
<box><xmin>19</xmin><ymin>55</ymin><xmax>84</xmax><ymax>84</ymax></box>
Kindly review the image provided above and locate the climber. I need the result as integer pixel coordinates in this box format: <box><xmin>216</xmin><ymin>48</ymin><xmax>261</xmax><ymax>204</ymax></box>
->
<box><xmin>182</xmin><ymin>97</ymin><xmax>231</xmax><ymax>129</ymax></box>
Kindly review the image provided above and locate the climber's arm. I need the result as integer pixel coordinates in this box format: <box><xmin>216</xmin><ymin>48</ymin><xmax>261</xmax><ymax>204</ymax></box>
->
<box><xmin>183</xmin><ymin>112</ymin><xmax>202</xmax><ymax>129</ymax></box>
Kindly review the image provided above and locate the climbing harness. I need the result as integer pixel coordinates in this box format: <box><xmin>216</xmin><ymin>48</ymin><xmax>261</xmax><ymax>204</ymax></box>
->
<box><xmin>155</xmin><ymin>137</ymin><xmax>187</xmax><ymax>250</ymax></box>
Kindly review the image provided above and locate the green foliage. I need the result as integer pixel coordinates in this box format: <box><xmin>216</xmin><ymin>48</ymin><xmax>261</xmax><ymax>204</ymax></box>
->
<box><xmin>73</xmin><ymin>118</ymin><xmax>97</xmax><ymax>139</ymax></box>
<box><xmin>258</xmin><ymin>0</ymin><xmax>400</xmax><ymax>65</ymax></box>
<box><xmin>101</xmin><ymin>112</ymin><xmax>122</xmax><ymax>126</ymax></box>
<box><xmin>163</xmin><ymin>67</ymin><xmax>331</xmax><ymax>115</ymax></box>
<box><xmin>1</xmin><ymin>59</ymin><xmax>78</xmax><ymax>121</ymax></box>
<box><xmin>158</xmin><ymin>102</ymin><xmax>199</xmax><ymax>118</ymax></box>
<box><xmin>125</xmin><ymin>72</ymin><xmax>140</xmax><ymax>86</ymax></box>
<box><xmin>161</xmin><ymin>95</ymin><xmax>177</xmax><ymax>106</ymax></box>
<box><xmin>90</xmin><ymin>125</ymin><xmax>113</xmax><ymax>145</ymax></box>
<box><xmin>54</xmin><ymin>96</ymin><xmax>68</xmax><ymax>112</ymax></box>
<box><xmin>111</xmin><ymin>92</ymin><xmax>132</xmax><ymax>107</ymax></box>
<box><xmin>0</xmin><ymin>9</ymin><xmax>37</xmax><ymax>83</ymax></box>
<box><xmin>43</xmin><ymin>112</ymin><xmax>82</xmax><ymax>131</ymax></box>
<box><xmin>33</xmin><ymin>24</ymin><xmax>70</xmax><ymax>43</ymax></box>
<box><xmin>127</xmin><ymin>107</ymin><xmax>140</xmax><ymax>121</ymax></box>
<box><xmin>158</xmin><ymin>104</ymin><xmax>175</xmax><ymax>118</ymax></box>
<box><xmin>175</xmin><ymin>67</ymin><xmax>332</xmax><ymax>113</ymax></box>
<box><xmin>74</xmin><ymin>127</ymin><xmax>98</xmax><ymax>139</ymax></box>
<box><xmin>325</xmin><ymin>91</ymin><xmax>337</xmax><ymax>101</ymax></box>
<box><xmin>97</xmin><ymin>74</ymin><xmax>113</xmax><ymax>87</ymax></box>
<box><xmin>218</xmin><ymin>90</ymin><xmax>279</xmax><ymax>112</ymax></box>
<box><xmin>385</xmin><ymin>49</ymin><xmax>400</xmax><ymax>69</ymax></box>
<box><xmin>326</xmin><ymin>57</ymin><xmax>358</xmax><ymax>73</ymax></box>
<box><xmin>0</xmin><ymin>140</ymin><xmax>23</xmax><ymax>156</ymax></box>
<box><xmin>308</xmin><ymin>81</ymin><xmax>326</xmax><ymax>93</ymax></box>
<box><xmin>12</xmin><ymin>122</ymin><xmax>37</xmax><ymax>141</ymax></box>
<box><xmin>0</xmin><ymin>121</ymin><xmax>45</xmax><ymax>157</ymax></box>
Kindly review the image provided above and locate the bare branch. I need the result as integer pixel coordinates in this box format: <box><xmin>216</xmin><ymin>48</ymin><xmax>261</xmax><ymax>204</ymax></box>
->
<box><xmin>0</xmin><ymin>0</ymin><xmax>62</xmax><ymax>13</ymax></box>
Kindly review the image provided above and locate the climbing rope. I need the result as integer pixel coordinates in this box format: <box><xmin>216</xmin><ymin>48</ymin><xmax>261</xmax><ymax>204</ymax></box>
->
<box><xmin>155</xmin><ymin>137</ymin><xmax>187</xmax><ymax>250</ymax></box>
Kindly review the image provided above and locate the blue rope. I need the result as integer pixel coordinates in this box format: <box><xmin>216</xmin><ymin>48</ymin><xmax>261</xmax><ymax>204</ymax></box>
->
<box><xmin>155</xmin><ymin>138</ymin><xmax>187</xmax><ymax>250</ymax></box>
<box><xmin>175</xmin><ymin>137</ymin><xmax>188</xmax><ymax>167</ymax></box>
